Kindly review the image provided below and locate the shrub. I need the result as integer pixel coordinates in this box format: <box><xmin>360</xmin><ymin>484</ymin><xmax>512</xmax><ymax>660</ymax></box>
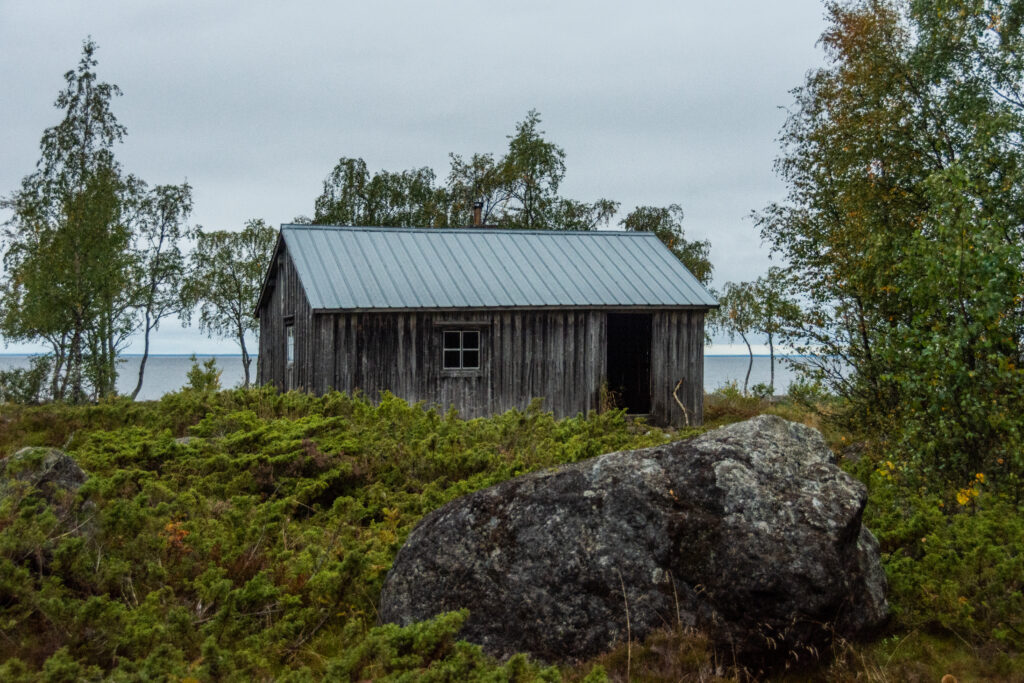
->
<box><xmin>0</xmin><ymin>356</ymin><xmax>52</xmax><ymax>405</ymax></box>
<box><xmin>864</xmin><ymin>466</ymin><xmax>1024</xmax><ymax>651</ymax></box>
<box><xmin>786</xmin><ymin>375</ymin><xmax>828</xmax><ymax>408</ymax></box>
<box><xmin>184</xmin><ymin>355</ymin><xmax>221</xmax><ymax>393</ymax></box>
<box><xmin>0</xmin><ymin>386</ymin><xmax>667</xmax><ymax>679</ymax></box>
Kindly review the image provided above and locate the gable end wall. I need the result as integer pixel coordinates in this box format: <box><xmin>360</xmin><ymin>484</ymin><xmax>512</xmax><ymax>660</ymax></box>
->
<box><xmin>256</xmin><ymin>246</ymin><xmax>313</xmax><ymax>390</ymax></box>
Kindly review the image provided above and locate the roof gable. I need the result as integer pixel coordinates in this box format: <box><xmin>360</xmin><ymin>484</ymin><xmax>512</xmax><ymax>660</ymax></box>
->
<box><xmin>270</xmin><ymin>224</ymin><xmax>717</xmax><ymax>312</ymax></box>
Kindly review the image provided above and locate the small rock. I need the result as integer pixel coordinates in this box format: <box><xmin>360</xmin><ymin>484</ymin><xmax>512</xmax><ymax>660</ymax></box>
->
<box><xmin>0</xmin><ymin>447</ymin><xmax>91</xmax><ymax>572</ymax></box>
<box><xmin>0</xmin><ymin>447</ymin><xmax>87</xmax><ymax>499</ymax></box>
<box><xmin>840</xmin><ymin>441</ymin><xmax>868</xmax><ymax>464</ymax></box>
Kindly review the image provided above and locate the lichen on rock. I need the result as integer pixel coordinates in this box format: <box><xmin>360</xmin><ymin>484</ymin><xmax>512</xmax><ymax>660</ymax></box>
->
<box><xmin>379</xmin><ymin>415</ymin><xmax>888</xmax><ymax>668</ymax></box>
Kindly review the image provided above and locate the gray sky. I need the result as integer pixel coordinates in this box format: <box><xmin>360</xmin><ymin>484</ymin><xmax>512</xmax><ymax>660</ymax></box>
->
<box><xmin>0</xmin><ymin>0</ymin><xmax>828</xmax><ymax>354</ymax></box>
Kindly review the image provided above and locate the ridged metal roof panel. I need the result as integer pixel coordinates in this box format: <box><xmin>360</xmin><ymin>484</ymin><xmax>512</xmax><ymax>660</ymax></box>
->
<box><xmin>281</xmin><ymin>225</ymin><xmax>718</xmax><ymax>310</ymax></box>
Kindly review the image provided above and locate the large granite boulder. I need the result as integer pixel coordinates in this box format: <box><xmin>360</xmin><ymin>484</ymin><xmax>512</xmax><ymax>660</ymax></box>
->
<box><xmin>379</xmin><ymin>415</ymin><xmax>887</xmax><ymax>668</ymax></box>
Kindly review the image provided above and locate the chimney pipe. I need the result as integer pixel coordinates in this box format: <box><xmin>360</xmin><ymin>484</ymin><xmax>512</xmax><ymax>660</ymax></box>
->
<box><xmin>472</xmin><ymin>201</ymin><xmax>483</xmax><ymax>227</ymax></box>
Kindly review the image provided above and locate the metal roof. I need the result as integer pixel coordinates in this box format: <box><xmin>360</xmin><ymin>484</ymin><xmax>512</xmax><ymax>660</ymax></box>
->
<box><xmin>273</xmin><ymin>224</ymin><xmax>717</xmax><ymax>312</ymax></box>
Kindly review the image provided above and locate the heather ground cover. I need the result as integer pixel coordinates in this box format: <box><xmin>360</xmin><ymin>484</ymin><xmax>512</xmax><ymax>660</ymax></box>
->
<box><xmin>0</xmin><ymin>382</ymin><xmax>1021</xmax><ymax>681</ymax></box>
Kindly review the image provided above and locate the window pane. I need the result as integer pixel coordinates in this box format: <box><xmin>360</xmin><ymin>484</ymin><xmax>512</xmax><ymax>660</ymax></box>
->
<box><xmin>462</xmin><ymin>350</ymin><xmax>479</xmax><ymax>369</ymax></box>
<box><xmin>443</xmin><ymin>331</ymin><xmax>461</xmax><ymax>349</ymax></box>
<box><xmin>462</xmin><ymin>331</ymin><xmax>479</xmax><ymax>349</ymax></box>
<box><xmin>443</xmin><ymin>350</ymin><xmax>461</xmax><ymax>369</ymax></box>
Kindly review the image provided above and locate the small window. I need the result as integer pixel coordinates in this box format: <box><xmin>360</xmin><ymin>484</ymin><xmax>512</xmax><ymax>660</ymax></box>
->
<box><xmin>286</xmin><ymin>324</ymin><xmax>295</xmax><ymax>367</ymax></box>
<box><xmin>442</xmin><ymin>330</ymin><xmax>480</xmax><ymax>370</ymax></box>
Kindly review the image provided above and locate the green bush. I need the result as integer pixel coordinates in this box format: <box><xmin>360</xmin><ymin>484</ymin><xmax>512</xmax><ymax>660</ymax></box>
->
<box><xmin>184</xmin><ymin>354</ymin><xmax>222</xmax><ymax>393</ymax></box>
<box><xmin>0</xmin><ymin>387</ymin><xmax>665</xmax><ymax>679</ymax></box>
<box><xmin>863</xmin><ymin>464</ymin><xmax>1024</xmax><ymax>651</ymax></box>
<box><xmin>0</xmin><ymin>356</ymin><xmax>52</xmax><ymax>405</ymax></box>
<box><xmin>786</xmin><ymin>374</ymin><xmax>828</xmax><ymax>406</ymax></box>
<box><xmin>4</xmin><ymin>385</ymin><xmax>1022</xmax><ymax>679</ymax></box>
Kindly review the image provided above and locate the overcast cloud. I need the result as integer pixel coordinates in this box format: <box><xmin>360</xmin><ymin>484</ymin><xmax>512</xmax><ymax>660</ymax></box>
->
<box><xmin>0</xmin><ymin>0</ymin><xmax>829</xmax><ymax>354</ymax></box>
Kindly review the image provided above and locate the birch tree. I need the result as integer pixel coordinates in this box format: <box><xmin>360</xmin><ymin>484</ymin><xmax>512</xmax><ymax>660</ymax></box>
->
<box><xmin>757</xmin><ymin>0</ymin><xmax>1024</xmax><ymax>480</ymax></box>
<box><xmin>0</xmin><ymin>38</ymin><xmax>134</xmax><ymax>402</ymax></box>
<box><xmin>129</xmin><ymin>182</ymin><xmax>195</xmax><ymax>399</ymax></box>
<box><xmin>181</xmin><ymin>219</ymin><xmax>276</xmax><ymax>388</ymax></box>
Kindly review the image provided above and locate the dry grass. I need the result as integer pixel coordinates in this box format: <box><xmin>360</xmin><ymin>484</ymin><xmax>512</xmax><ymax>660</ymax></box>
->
<box><xmin>562</xmin><ymin>627</ymin><xmax>1023</xmax><ymax>682</ymax></box>
<box><xmin>566</xmin><ymin>627</ymin><xmax>746</xmax><ymax>682</ymax></box>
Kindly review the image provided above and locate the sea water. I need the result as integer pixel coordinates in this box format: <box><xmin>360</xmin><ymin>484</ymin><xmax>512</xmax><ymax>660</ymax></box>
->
<box><xmin>0</xmin><ymin>353</ymin><xmax>809</xmax><ymax>402</ymax></box>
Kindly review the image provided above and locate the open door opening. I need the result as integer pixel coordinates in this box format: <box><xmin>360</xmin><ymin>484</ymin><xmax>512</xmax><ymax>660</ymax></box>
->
<box><xmin>606</xmin><ymin>313</ymin><xmax>652</xmax><ymax>414</ymax></box>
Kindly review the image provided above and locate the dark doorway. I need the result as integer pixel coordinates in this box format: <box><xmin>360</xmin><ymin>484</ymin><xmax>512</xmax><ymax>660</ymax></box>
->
<box><xmin>606</xmin><ymin>313</ymin><xmax>652</xmax><ymax>414</ymax></box>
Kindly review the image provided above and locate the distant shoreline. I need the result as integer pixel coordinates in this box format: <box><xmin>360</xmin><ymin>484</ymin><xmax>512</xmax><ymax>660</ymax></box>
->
<box><xmin>0</xmin><ymin>354</ymin><xmax>811</xmax><ymax>399</ymax></box>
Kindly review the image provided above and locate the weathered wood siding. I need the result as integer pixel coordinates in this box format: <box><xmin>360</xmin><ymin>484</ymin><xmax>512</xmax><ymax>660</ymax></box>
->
<box><xmin>256</xmin><ymin>249</ymin><xmax>312</xmax><ymax>390</ymax></box>
<box><xmin>257</xmin><ymin>248</ymin><xmax>706</xmax><ymax>425</ymax></box>
<box><xmin>650</xmin><ymin>310</ymin><xmax>705</xmax><ymax>426</ymax></box>
<box><xmin>283</xmin><ymin>310</ymin><xmax>605</xmax><ymax>419</ymax></box>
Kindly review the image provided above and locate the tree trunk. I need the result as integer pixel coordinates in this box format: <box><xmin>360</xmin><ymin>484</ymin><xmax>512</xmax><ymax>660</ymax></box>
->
<box><xmin>742</xmin><ymin>333</ymin><xmax>753</xmax><ymax>396</ymax></box>
<box><xmin>239</xmin><ymin>331</ymin><xmax>251</xmax><ymax>388</ymax></box>
<box><xmin>56</xmin><ymin>344</ymin><xmax>70</xmax><ymax>402</ymax></box>
<box><xmin>69</xmin><ymin>320</ymin><xmax>84</xmax><ymax>403</ymax></box>
<box><xmin>106</xmin><ymin>308</ymin><xmax>116</xmax><ymax>397</ymax></box>
<box><xmin>131</xmin><ymin>312</ymin><xmax>152</xmax><ymax>400</ymax></box>
<box><xmin>48</xmin><ymin>336</ymin><xmax>67</xmax><ymax>401</ymax></box>
<box><xmin>50</xmin><ymin>359</ymin><xmax>61</xmax><ymax>401</ymax></box>
<box><xmin>768</xmin><ymin>331</ymin><xmax>775</xmax><ymax>395</ymax></box>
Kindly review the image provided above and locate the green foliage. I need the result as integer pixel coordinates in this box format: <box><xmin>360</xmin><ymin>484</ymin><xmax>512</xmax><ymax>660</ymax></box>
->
<box><xmin>313</xmin><ymin>158</ymin><xmax>448</xmax><ymax>227</ymax></box>
<box><xmin>0</xmin><ymin>388</ymin><xmax>664</xmax><ymax>679</ymax></box>
<box><xmin>128</xmin><ymin>181</ymin><xmax>195</xmax><ymax>400</ymax></box>
<box><xmin>475</xmin><ymin>109</ymin><xmax>618</xmax><ymax>231</ymax></box>
<box><xmin>184</xmin><ymin>355</ymin><xmax>222</xmax><ymax>393</ymax></box>
<box><xmin>447</xmin><ymin>109</ymin><xmax>616</xmax><ymax>231</ymax></box>
<box><xmin>620</xmin><ymin>204</ymin><xmax>712</xmax><ymax>285</ymax></box>
<box><xmin>786</xmin><ymin>374</ymin><xmax>830</xmax><ymax>408</ymax></box>
<box><xmin>576</xmin><ymin>626</ymin><xmax>733</xmax><ymax>682</ymax></box>
<box><xmin>861</xmin><ymin>463</ymin><xmax>1024</xmax><ymax>654</ymax></box>
<box><xmin>1</xmin><ymin>40</ymin><xmax>194</xmax><ymax>404</ymax></box>
<box><xmin>0</xmin><ymin>356</ymin><xmax>52</xmax><ymax>405</ymax></box>
<box><xmin>3</xmin><ymin>389</ymin><xmax>1023</xmax><ymax>679</ymax></box>
<box><xmin>324</xmin><ymin>610</ymin><xmax>562</xmax><ymax>681</ymax></box>
<box><xmin>707</xmin><ymin>269</ymin><xmax>800</xmax><ymax>397</ymax></box>
<box><xmin>703</xmin><ymin>381</ymin><xmax>769</xmax><ymax>425</ymax></box>
<box><xmin>708</xmin><ymin>281</ymin><xmax>759</xmax><ymax>394</ymax></box>
<box><xmin>180</xmin><ymin>219</ymin><xmax>277</xmax><ymax>387</ymax></box>
<box><xmin>750</xmin><ymin>266</ymin><xmax>801</xmax><ymax>393</ymax></box>
<box><xmin>757</xmin><ymin>0</ymin><xmax>1024</xmax><ymax>486</ymax></box>
<box><xmin>1</xmin><ymin>39</ymin><xmax>134</xmax><ymax>402</ymax></box>
<box><xmin>315</xmin><ymin>110</ymin><xmax>621</xmax><ymax>232</ymax></box>
<box><xmin>499</xmin><ymin>109</ymin><xmax>568</xmax><ymax>228</ymax></box>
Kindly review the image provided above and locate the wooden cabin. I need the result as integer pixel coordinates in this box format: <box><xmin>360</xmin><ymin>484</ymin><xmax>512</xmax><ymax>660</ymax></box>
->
<box><xmin>255</xmin><ymin>225</ymin><xmax>717</xmax><ymax>426</ymax></box>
